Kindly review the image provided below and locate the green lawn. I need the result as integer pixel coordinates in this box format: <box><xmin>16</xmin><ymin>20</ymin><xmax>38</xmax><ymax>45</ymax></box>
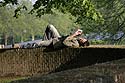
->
<box><xmin>0</xmin><ymin>77</ymin><xmax>27</xmax><ymax>83</ymax></box>
<box><xmin>88</xmin><ymin>45</ymin><xmax>125</xmax><ymax>48</ymax></box>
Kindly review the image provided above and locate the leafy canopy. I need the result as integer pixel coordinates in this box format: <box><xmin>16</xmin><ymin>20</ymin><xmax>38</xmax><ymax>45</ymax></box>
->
<box><xmin>0</xmin><ymin>0</ymin><xmax>103</xmax><ymax>23</ymax></box>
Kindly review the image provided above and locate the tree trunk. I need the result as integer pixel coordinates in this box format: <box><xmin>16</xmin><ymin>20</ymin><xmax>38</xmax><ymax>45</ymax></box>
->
<box><xmin>4</xmin><ymin>34</ymin><xmax>8</xmax><ymax>45</ymax></box>
<box><xmin>31</xmin><ymin>35</ymin><xmax>34</xmax><ymax>41</ymax></box>
<box><xmin>21</xmin><ymin>36</ymin><xmax>24</xmax><ymax>42</ymax></box>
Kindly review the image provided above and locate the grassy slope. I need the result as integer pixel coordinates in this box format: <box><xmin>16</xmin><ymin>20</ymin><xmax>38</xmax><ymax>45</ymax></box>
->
<box><xmin>10</xmin><ymin>59</ymin><xmax>125</xmax><ymax>83</ymax></box>
<box><xmin>0</xmin><ymin>77</ymin><xmax>26</xmax><ymax>83</ymax></box>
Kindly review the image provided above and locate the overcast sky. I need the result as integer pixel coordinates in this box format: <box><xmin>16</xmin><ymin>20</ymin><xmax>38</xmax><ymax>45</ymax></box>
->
<box><xmin>0</xmin><ymin>0</ymin><xmax>37</xmax><ymax>4</ymax></box>
<box><xmin>29</xmin><ymin>0</ymin><xmax>37</xmax><ymax>4</ymax></box>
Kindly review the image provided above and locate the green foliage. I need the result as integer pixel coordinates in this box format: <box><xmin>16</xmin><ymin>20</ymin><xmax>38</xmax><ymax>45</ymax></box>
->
<box><xmin>1</xmin><ymin>0</ymin><xmax>125</xmax><ymax>45</ymax></box>
<box><xmin>0</xmin><ymin>1</ymin><xmax>77</xmax><ymax>44</ymax></box>
<box><xmin>14</xmin><ymin>5</ymin><xmax>27</xmax><ymax>18</ymax></box>
<box><xmin>0</xmin><ymin>0</ymin><xmax>104</xmax><ymax>23</ymax></box>
<box><xmin>87</xmin><ymin>0</ymin><xmax>125</xmax><ymax>44</ymax></box>
<box><xmin>0</xmin><ymin>0</ymin><xmax>18</xmax><ymax>6</ymax></box>
<box><xmin>31</xmin><ymin>0</ymin><xmax>103</xmax><ymax>23</ymax></box>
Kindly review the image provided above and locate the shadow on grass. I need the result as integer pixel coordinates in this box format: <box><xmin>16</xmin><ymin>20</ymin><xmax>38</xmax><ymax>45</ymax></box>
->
<box><xmin>50</xmin><ymin>48</ymin><xmax>125</xmax><ymax>72</ymax></box>
<box><xmin>10</xmin><ymin>47</ymin><xmax>125</xmax><ymax>83</ymax></box>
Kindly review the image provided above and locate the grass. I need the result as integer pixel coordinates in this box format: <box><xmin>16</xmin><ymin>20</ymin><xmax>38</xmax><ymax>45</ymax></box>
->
<box><xmin>88</xmin><ymin>45</ymin><xmax>125</xmax><ymax>48</ymax></box>
<box><xmin>0</xmin><ymin>77</ymin><xmax>27</xmax><ymax>83</ymax></box>
<box><xmin>10</xmin><ymin>58</ymin><xmax>125</xmax><ymax>83</ymax></box>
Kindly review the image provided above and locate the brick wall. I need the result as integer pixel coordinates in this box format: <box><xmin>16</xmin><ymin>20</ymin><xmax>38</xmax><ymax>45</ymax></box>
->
<box><xmin>0</xmin><ymin>47</ymin><xmax>125</xmax><ymax>77</ymax></box>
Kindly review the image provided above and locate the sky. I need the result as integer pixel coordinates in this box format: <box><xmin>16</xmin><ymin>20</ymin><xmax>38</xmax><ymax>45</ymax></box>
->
<box><xmin>29</xmin><ymin>0</ymin><xmax>37</xmax><ymax>4</ymax></box>
<box><xmin>0</xmin><ymin>0</ymin><xmax>37</xmax><ymax>4</ymax></box>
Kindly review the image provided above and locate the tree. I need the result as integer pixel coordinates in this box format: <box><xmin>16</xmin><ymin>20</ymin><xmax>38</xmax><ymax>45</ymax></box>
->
<box><xmin>0</xmin><ymin>0</ymin><xmax>80</xmax><ymax>44</ymax></box>
<box><xmin>0</xmin><ymin>0</ymin><xmax>103</xmax><ymax>23</ymax></box>
<box><xmin>0</xmin><ymin>6</ymin><xmax>15</xmax><ymax>45</ymax></box>
<box><xmin>92</xmin><ymin>0</ymin><xmax>125</xmax><ymax>44</ymax></box>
